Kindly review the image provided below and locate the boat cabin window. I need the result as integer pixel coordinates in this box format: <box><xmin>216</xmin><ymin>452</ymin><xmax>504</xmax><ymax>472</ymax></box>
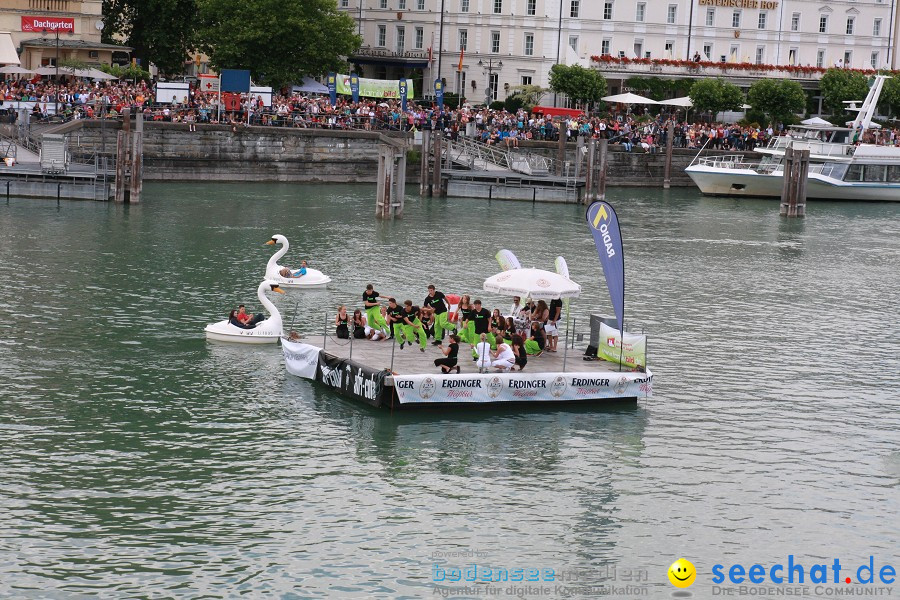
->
<box><xmin>823</xmin><ymin>163</ymin><xmax>848</xmax><ymax>180</ymax></box>
<box><xmin>844</xmin><ymin>164</ymin><xmax>863</xmax><ymax>181</ymax></box>
<box><xmin>863</xmin><ymin>165</ymin><xmax>887</xmax><ymax>182</ymax></box>
<box><xmin>887</xmin><ymin>165</ymin><xmax>900</xmax><ymax>182</ymax></box>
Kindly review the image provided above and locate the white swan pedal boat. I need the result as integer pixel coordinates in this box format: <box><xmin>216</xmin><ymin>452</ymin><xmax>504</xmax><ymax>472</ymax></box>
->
<box><xmin>204</xmin><ymin>280</ymin><xmax>285</xmax><ymax>344</ymax></box>
<box><xmin>265</xmin><ymin>234</ymin><xmax>331</xmax><ymax>289</ymax></box>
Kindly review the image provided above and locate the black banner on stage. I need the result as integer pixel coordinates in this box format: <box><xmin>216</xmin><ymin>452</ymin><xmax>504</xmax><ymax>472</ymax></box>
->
<box><xmin>316</xmin><ymin>353</ymin><xmax>389</xmax><ymax>407</ymax></box>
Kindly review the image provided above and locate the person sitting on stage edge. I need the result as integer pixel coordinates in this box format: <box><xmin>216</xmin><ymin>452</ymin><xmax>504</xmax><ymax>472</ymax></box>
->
<box><xmin>435</xmin><ymin>334</ymin><xmax>461</xmax><ymax>374</ymax></box>
<box><xmin>335</xmin><ymin>305</ymin><xmax>350</xmax><ymax>339</ymax></box>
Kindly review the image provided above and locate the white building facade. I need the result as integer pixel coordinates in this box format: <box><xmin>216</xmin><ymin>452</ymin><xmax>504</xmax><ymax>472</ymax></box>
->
<box><xmin>339</xmin><ymin>0</ymin><xmax>900</xmax><ymax>101</ymax></box>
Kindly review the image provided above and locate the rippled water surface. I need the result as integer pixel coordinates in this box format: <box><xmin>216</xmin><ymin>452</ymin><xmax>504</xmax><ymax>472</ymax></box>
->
<box><xmin>1</xmin><ymin>184</ymin><xmax>898</xmax><ymax>598</ymax></box>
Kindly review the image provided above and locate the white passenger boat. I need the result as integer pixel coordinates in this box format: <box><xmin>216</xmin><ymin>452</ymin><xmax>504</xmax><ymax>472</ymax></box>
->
<box><xmin>685</xmin><ymin>75</ymin><xmax>900</xmax><ymax>201</ymax></box>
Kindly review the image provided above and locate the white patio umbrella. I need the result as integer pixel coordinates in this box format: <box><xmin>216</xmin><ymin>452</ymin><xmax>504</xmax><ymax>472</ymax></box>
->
<box><xmin>75</xmin><ymin>67</ymin><xmax>118</xmax><ymax>80</ymax></box>
<box><xmin>601</xmin><ymin>92</ymin><xmax>658</xmax><ymax>104</ymax></box>
<box><xmin>0</xmin><ymin>66</ymin><xmax>35</xmax><ymax>75</ymax></box>
<box><xmin>660</xmin><ymin>96</ymin><xmax>693</xmax><ymax>107</ymax></box>
<box><xmin>34</xmin><ymin>66</ymin><xmax>77</xmax><ymax>76</ymax></box>
<box><xmin>483</xmin><ymin>268</ymin><xmax>581</xmax><ymax>301</ymax></box>
<box><xmin>801</xmin><ymin>116</ymin><xmax>833</xmax><ymax>127</ymax></box>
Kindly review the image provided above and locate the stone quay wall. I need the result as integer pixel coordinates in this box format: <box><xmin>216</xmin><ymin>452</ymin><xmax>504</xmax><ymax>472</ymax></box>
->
<box><xmin>52</xmin><ymin>121</ymin><xmax>749</xmax><ymax>186</ymax></box>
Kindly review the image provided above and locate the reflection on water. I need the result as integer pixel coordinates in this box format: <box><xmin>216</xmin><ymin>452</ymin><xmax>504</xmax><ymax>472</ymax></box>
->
<box><xmin>0</xmin><ymin>183</ymin><xmax>898</xmax><ymax>597</ymax></box>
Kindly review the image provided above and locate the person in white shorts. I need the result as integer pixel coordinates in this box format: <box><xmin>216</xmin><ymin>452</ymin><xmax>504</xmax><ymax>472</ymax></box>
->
<box><xmin>474</xmin><ymin>333</ymin><xmax>492</xmax><ymax>373</ymax></box>
<box><xmin>491</xmin><ymin>342</ymin><xmax>516</xmax><ymax>372</ymax></box>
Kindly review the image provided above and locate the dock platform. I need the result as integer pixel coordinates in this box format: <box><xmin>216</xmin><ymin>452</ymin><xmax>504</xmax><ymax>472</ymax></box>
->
<box><xmin>283</xmin><ymin>336</ymin><xmax>652</xmax><ymax>409</ymax></box>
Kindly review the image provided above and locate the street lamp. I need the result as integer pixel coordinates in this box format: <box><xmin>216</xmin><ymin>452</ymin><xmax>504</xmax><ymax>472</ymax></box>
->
<box><xmin>477</xmin><ymin>58</ymin><xmax>502</xmax><ymax>104</ymax></box>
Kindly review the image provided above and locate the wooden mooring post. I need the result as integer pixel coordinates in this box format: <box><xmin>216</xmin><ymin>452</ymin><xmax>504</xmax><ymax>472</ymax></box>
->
<box><xmin>431</xmin><ymin>128</ymin><xmax>443</xmax><ymax>197</ymax></box>
<box><xmin>584</xmin><ymin>137</ymin><xmax>596</xmax><ymax>203</ymax></box>
<box><xmin>113</xmin><ymin>107</ymin><xmax>144</xmax><ymax>204</ymax></box>
<box><xmin>556</xmin><ymin>119</ymin><xmax>566</xmax><ymax>176</ymax></box>
<box><xmin>376</xmin><ymin>140</ymin><xmax>407</xmax><ymax>219</ymax></box>
<box><xmin>779</xmin><ymin>147</ymin><xmax>808</xmax><ymax>217</ymax></box>
<box><xmin>419</xmin><ymin>129</ymin><xmax>430</xmax><ymax>196</ymax></box>
<box><xmin>663</xmin><ymin>120</ymin><xmax>675</xmax><ymax>189</ymax></box>
<box><xmin>597</xmin><ymin>138</ymin><xmax>609</xmax><ymax>201</ymax></box>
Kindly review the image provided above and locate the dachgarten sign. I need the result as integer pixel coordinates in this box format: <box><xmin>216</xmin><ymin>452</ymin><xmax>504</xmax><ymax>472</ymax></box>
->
<box><xmin>21</xmin><ymin>16</ymin><xmax>75</xmax><ymax>32</ymax></box>
<box><xmin>698</xmin><ymin>0</ymin><xmax>778</xmax><ymax>8</ymax></box>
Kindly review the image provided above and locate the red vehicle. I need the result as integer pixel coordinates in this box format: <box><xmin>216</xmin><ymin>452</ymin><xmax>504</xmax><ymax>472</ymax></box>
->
<box><xmin>531</xmin><ymin>105</ymin><xmax>586</xmax><ymax>119</ymax></box>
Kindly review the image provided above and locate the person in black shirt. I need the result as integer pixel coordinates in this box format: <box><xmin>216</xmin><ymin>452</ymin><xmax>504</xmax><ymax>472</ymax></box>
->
<box><xmin>334</xmin><ymin>305</ymin><xmax>350</xmax><ymax>339</ymax></box>
<box><xmin>363</xmin><ymin>284</ymin><xmax>387</xmax><ymax>332</ymax></box>
<box><xmin>471</xmin><ymin>299</ymin><xmax>494</xmax><ymax>349</ymax></box>
<box><xmin>511</xmin><ymin>333</ymin><xmax>528</xmax><ymax>371</ymax></box>
<box><xmin>547</xmin><ymin>298</ymin><xmax>563</xmax><ymax>352</ymax></box>
<box><xmin>435</xmin><ymin>334</ymin><xmax>461</xmax><ymax>374</ymax></box>
<box><xmin>386</xmin><ymin>298</ymin><xmax>406</xmax><ymax>346</ymax></box>
<box><xmin>425</xmin><ymin>284</ymin><xmax>454</xmax><ymax>344</ymax></box>
<box><xmin>524</xmin><ymin>321</ymin><xmax>545</xmax><ymax>356</ymax></box>
<box><xmin>401</xmin><ymin>300</ymin><xmax>427</xmax><ymax>352</ymax></box>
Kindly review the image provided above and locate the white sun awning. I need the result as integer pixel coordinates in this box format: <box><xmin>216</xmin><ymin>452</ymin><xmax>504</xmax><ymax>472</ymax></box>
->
<box><xmin>0</xmin><ymin>32</ymin><xmax>21</xmax><ymax>66</ymax></box>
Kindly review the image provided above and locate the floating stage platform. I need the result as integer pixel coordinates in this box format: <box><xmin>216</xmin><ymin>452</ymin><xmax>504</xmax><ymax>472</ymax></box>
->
<box><xmin>283</xmin><ymin>336</ymin><xmax>652</xmax><ymax>409</ymax></box>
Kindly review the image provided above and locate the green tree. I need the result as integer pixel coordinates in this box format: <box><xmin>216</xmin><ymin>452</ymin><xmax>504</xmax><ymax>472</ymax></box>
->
<box><xmin>548</xmin><ymin>64</ymin><xmax>606</xmax><ymax>106</ymax></box>
<box><xmin>819</xmin><ymin>69</ymin><xmax>869</xmax><ymax>114</ymax></box>
<box><xmin>689</xmin><ymin>78</ymin><xmax>744</xmax><ymax>116</ymax></box>
<box><xmin>747</xmin><ymin>79</ymin><xmax>806</xmax><ymax>126</ymax></box>
<box><xmin>878</xmin><ymin>74</ymin><xmax>900</xmax><ymax>118</ymax></box>
<box><xmin>102</xmin><ymin>0</ymin><xmax>197</xmax><ymax>76</ymax></box>
<box><xmin>197</xmin><ymin>0</ymin><xmax>361</xmax><ymax>87</ymax></box>
<box><xmin>506</xmin><ymin>84</ymin><xmax>548</xmax><ymax>107</ymax></box>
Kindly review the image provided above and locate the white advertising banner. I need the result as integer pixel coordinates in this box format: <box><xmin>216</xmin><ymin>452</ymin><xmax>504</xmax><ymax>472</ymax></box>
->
<box><xmin>392</xmin><ymin>371</ymin><xmax>652</xmax><ymax>405</ymax></box>
<box><xmin>282</xmin><ymin>339</ymin><xmax>321</xmax><ymax>379</ymax></box>
<box><xmin>598</xmin><ymin>323</ymin><xmax>647</xmax><ymax>369</ymax></box>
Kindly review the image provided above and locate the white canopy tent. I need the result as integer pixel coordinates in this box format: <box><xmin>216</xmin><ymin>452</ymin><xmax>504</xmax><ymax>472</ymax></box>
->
<box><xmin>659</xmin><ymin>96</ymin><xmax>693</xmax><ymax>107</ymax></box>
<box><xmin>483</xmin><ymin>268</ymin><xmax>581</xmax><ymax>301</ymax></box>
<box><xmin>34</xmin><ymin>66</ymin><xmax>118</xmax><ymax>80</ymax></box>
<box><xmin>0</xmin><ymin>33</ymin><xmax>20</xmax><ymax>66</ymax></box>
<box><xmin>801</xmin><ymin>116</ymin><xmax>834</xmax><ymax>127</ymax></box>
<box><xmin>291</xmin><ymin>77</ymin><xmax>328</xmax><ymax>94</ymax></box>
<box><xmin>601</xmin><ymin>92</ymin><xmax>658</xmax><ymax>105</ymax></box>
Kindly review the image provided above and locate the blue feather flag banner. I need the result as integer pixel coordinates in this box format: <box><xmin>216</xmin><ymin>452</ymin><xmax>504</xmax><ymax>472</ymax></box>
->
<box><xmin>585</xmin><ymin>201</ymin><xmax>625</xmax><ymax>335</ymax></box>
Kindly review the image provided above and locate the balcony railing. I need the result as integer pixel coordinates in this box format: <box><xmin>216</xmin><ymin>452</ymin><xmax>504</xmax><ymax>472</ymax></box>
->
<box><xmin>590</xmin><ymin>56</ymin><xmax>878</xmax><ymax>81</ymax></box>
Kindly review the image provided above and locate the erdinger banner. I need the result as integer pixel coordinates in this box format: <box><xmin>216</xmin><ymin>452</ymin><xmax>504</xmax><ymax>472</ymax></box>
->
<box><xmin>598</xmin><ymin>323</ymin><xmax>647</xmax><ymax>368</ymax></box>
<box><xmin>316</xmin><ymin>353</ymin><xmax>388</xmax><ymax>407</ymax></box>
<box><xmin>282</xmin><ymin>340</ymin><xmax>320</xmax><ymax>379</ymax></box>
<box><xmin>392</xmin><ymin>372</ymin><xmax>652</xmax><ymax>404</ymax></box>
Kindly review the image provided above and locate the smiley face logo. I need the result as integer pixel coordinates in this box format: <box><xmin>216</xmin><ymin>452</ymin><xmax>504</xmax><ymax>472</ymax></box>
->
<box><xmin>668</xmin><ymin>558</ymin><xmax>696</xmax><ymax>588</ymax></box>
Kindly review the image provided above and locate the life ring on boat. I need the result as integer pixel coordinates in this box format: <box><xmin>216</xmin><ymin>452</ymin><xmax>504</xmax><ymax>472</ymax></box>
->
<box><xmin>446</xmin><ymin>293</ymin><xmax>460</xmax><ymax>322</ymax></box>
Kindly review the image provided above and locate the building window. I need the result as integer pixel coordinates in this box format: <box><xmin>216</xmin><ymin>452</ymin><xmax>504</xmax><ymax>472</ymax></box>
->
<box><xmin>418</xmin><ymin>0</ymin><xmax>425</xmax><ymax>8</ymax></box>
<box><xmin>816</xmin><ymin>49</ymin><xmax>825</xmax><ymax>68</ymax></box>
<box><xmin>459</xmin><ymin>71</ymin><xmax>466</xmax><ymax>93</ymax></box>
<box><xmin>415</xmin><ymin>27</ymin><xmax>424</xmax><ymax>49</ymax></box>
<box><xmin>570</xmin><ymin>0</ymin><xmax>579</xmax><ymax>18</ymax></box>
<box><xmin>396</xmin><ymin>26</ymin><xmax>405</xmax><ymax>53</ymax></box>
<box><xmin>377</xmin><ymin>25</ymin><xmax>386</xmax><ymax>47</ymax></box>
<box><xmin>791</xmin><ymin>12</ymin><xmax>800</xmax><ymax>32</ymax></box>
<box><xmin>458</xmin><ymin>29</ymin><xmax>467</xmax><ymax>51</ymax></box>
<box><xmin>527</xmin><ymin>0</ymin><xmax>536</xmax><ymax>15</ymax></box>
<box><xmin>874</xmin><ymin>18</ymin><xmax>882</xmax><ymax>36</ymax></box>
<box><xmin>732</xmin><ymin>10</ymin><xmax>741</xmax><ymax>28</ymax></box>
<box><xmin>491</xmin><ymin>31</ymin><xmax>500</xmax><ymax>53</ymax></box>
<box><xmin>706</xmin><ymin>8</ymin><xmax>715</xmax><ymax>27</ymax></box>
<box><xmin>665</xmin><ymin>41</ymin><xmax>674</xmax><ymax>58</ymax></box>
<box><xmin>461</xmin><ymin>0</ymin><xmax>469</xmax><ymax>11</ymax></box>
<box><xmin>755</xmin><ymin>46</ymin><xmax>764</xmax><ymax>64</ymax></box>
<box><xmin>601</xmin><ymin>39</ymin><xmax>611</xmax><ymax>55</ymax></box>
<box><xmin>729</xmin><ymin>44</ymin><xmax>739</xmax><ymax>61</ymax></box>
<box><xmin>340</xmin><ymin>0</ymin><xmax>348</xmax><ymax>7</ymax></box>
<box><xmin>789</xmin><ymin>47</ymin><xmax>798</xmax><ymax>65</ymax></box>
<box><xmin>871</xmin><ymin>51</ymin><xmax>879</xmax><ymax>68</ymax></box>
<box><xmin>758</xmin><ymin>12</ymin><xmax>766</xmax><ymax>29</ymax></box>
<box><xmin>703</xmin><ymin>43</ymin><xmax>712</xmax><ymax>59</ymax></box>
<box><xmin>493</xmin><ymin>0</ymin><xmax>502</xmax><ymax>14</ymax></box>
<box><xmin>521</xmin><ymin>75</ymin><xmax>532</xmax><ymax>86</ymax></box>
<box><xmin>633</xmin><ymin>39</ymin><xmax>642</xmax><ymax>57</ymax></box>
<box><xmin>569</xmin><ymin>35</ymin><xmax>578</xmax><ymax>52</ymax></box>
<box><xmin>667</xmin><ymin>5</ymin><xmax>677</xmax><ymax>24</ymax></box>
<box><xmin>399</xmin><ymin>0</ymin><xmax>406</xmax><ymax>8</ymax></box>
<box><xmin>846</xmin><ymin>17</ymin><xmax>854</xmax><ymax>35</ymax></box>
<box><xmin>636</xmin><ymin>3</ymin><xmax>645</xmax><ymax>22</ymax></box>
<box><xmin>380</xmin><ymin>0</ymin><xmax>387</xmax><ymax>8</ymax></box>
<box><xmin>489</xmin><ymin>73</ymin><xmax>498</xmax><ymax>100</ymax></box>
<box><xmin>524</xmin><ymin>33</ymin><xmax>534</xmax><ymax>56</ymax></box>
<box><xmin>603</xmin><ymin>1</ymin><xmax>613</xmax><ymax>20</ymax></box>
<box><xmin>844</xmin><ymin>50</ymin><xmax>852</xmax><ymax>66</ymax></box>
<box><xmin>819</xmin><ymin>15</ymin><xmax>828</xmax><ymax>34</ymax></box>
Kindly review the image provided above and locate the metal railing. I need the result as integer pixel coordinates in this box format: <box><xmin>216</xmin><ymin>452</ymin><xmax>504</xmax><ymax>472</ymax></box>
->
<box><xmin>444</xmin><ymin>136</ymin><xmax>555</xmax><ymax>175</ymax></box>
<box><xmin>696</xmin><ymin>155</ymin><xmax>763</xmax><ymax>170</ymax></box>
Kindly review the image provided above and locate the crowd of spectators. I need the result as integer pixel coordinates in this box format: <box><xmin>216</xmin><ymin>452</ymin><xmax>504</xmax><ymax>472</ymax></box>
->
<box><xmin>3</xmin><ymin>76</ymin><xmax>899</xmax><ymax>150</ymax></box>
